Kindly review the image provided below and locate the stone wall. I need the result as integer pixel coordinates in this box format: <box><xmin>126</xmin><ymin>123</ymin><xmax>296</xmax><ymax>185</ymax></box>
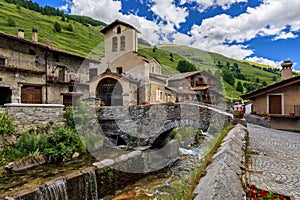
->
<box><xmin>4</xmin><ymin>103</ymin><xmax>65</xmax><ymax>131</ymax></box>
<box><xmin>244</xmin><ymin>113</ymin><xmax>271</xmax><ymax>128</ymax></box>
<box><xmin>193</xmin><ymin>124</ymin><xmax>247</xmax><ymax>200</ymax></box>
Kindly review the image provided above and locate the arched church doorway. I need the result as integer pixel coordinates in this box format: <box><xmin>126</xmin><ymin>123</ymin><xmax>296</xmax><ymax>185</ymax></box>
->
<box><xmin>96</xmin><ymin>78</ymin><xmax>123</xmax><ymax>106</ymax></box>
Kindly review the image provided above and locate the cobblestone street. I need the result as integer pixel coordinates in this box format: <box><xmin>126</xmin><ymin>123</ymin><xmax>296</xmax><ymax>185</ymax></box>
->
<box><xmin>247</xmin><ymin>123</ymin><xmax>300</xmax><ymax>199</ymax></box>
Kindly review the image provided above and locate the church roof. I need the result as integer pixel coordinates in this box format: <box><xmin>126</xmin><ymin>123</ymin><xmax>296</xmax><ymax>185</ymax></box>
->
<box><xmin>100</xmin><ymin>19</ymin><xmax>141</xmax><ymax>34</ymax></box>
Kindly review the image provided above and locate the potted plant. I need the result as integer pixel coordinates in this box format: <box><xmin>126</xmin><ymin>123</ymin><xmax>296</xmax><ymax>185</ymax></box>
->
<box><xmin>233</xmin><ymin>110</ymin><xmax>244</xmax><ymax>119</ymax></box>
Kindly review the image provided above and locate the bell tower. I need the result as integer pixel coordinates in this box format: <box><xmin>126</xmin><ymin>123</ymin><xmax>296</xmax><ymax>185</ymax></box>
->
<box><xmin>100</xmin><ymin>20</ymin><xmax>140</xmax><ymax>62</ymax></box>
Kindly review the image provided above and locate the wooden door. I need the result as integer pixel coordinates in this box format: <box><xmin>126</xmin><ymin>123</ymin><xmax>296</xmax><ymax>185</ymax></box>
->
<box><xmin>21</xmin><ymin>86</ymin><xmax>42</xmax><ymax>104</ymax></box>
<box><xmin>269</xmin><ymin>95</ymin><xmax>282</xmax><ymax>114</ymax></box>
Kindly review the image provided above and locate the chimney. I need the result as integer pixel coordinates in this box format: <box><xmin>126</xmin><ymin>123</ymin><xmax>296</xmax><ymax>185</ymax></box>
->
<box><xmin>18</xmin><ymin>29</ymin><xmax>24</xmax><ymax>38</ymax></box>
<box><xmin>32</xmin><ymin>28</ymin><xmax>38</xmax><ymax>42</ymax></box>
<box><xmin>281</xmin><ymin>60</ymin><xmax>293</xmax><ymax>80</ymax></box>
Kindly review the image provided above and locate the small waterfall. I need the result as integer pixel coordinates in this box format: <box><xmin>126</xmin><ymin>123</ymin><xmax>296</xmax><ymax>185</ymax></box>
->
<box><xmin>81</xmin><ymin>170</ymin><xmax>98</xmax><ymax>200</ymax></box>
<box><xmin>38</xmin><ymin>179</ymin><xmax>68</xmax><ymax>200</ymax></box>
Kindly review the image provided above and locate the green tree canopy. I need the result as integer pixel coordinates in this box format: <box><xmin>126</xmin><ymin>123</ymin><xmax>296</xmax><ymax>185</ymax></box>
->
<box><xmin>236</xmin><ymin>81</ymin><xmax>243</xmax><ymax>93</ymax></box>
<box><xmin>54</xmin><ymin>21</ymin><xmax>61</xmax><ymax>32</ymax></box>
<box><xmin>177</xmin><ymin>60</ymin><xmax>197</xmax><ymax>73</ymax></box>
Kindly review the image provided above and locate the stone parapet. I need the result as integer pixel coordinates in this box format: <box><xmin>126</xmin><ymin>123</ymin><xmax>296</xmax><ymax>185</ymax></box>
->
<box><xmin>4</xmin><ymin>103</ymin><xmax>65</xmax><ymax>131</ymax></box>
<box><xmin>193</xmin><ymin>124</ymin><xmax>247</xmax><ymax>200</ymax></box>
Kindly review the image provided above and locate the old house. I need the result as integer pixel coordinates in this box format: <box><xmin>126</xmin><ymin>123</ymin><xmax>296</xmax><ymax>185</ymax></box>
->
<box><xmin>241</xmin><ymin>60</ymin><xmax>300</xmax><ymax>131</ymax></box>
<box><xmin>167</xmin><ymin>70</ymin><xmax>221</xmax><ymax>104</ymax></box>
<box><xmin>0</xmin><ymin>29</ymin><xmax>99</xmax><ymax>106</ymax></box>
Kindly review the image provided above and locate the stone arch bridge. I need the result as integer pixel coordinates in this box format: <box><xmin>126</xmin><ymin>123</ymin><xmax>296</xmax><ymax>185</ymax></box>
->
<box><xmin>97</xmin><ymin>103</ymin><xmax>232</xmax><ymax>147</ymax></box>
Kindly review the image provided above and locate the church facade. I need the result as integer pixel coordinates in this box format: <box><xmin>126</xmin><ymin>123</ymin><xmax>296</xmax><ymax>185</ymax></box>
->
<box><xmin>89</xmin><ymin>20</ymin><xmax>175</xmax><ymax>106</ymax></box>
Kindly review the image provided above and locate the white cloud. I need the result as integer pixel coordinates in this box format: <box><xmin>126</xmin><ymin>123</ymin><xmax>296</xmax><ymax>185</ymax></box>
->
<box><xmin>150</xmin><ymin>0</ymin><xmax>188</xmax><ymax>28</ymax></box>
<box><xmin>273</xmin><ymin>31</ymin><xmax>297</xmax><ymax>40</ymax></box>
<box><xmin>245</xmin><ymin>56</ymin><xmax>282</xmax><ymax>67</ymax></box>
<box><xmin>182</xmin><ymin>0</ymin><xmax>247</xmax><ymax>11</ymax></box>
<box><xmin>186</xmin><ymin>0</ymin><xmax>300</xmax><ymax>59</ymax></box>
<box><xmin>70</xmin><ymin>0</ymin><xmax>123</xmax><ymax>24</ymax></box>
<box><xmin>67</xmin><ymin>0</ymin><xmax>300</xmax><ymax>62</ymax></box>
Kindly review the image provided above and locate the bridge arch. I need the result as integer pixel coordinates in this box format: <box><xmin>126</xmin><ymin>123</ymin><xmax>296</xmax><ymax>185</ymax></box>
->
<box><xmin>149</xmin><ymin>119</ymin><xmax>210</xmax><ymax>148</ymax></box>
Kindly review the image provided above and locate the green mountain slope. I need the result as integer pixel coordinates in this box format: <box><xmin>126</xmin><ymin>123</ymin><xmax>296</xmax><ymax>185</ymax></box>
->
<box><xmin>139</xmin><ymin>44</ymin><xmax>281</xmax><ymax>99</ymax></box>
<box><xmin>0</xmin><ymin>0</ymin><xmax>282</xmax><ymax>99</ymax></box>
<box><xmin>0</xmin><ymin>0</ymin><xmax>104</xmax><ymax>59</ymax></box>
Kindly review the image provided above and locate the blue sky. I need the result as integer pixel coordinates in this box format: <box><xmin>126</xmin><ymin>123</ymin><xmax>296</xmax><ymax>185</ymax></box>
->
<box><xmin>31</xmin><ymin>0</ymin><xmax>300</xmax><ymax>71</ymax></box>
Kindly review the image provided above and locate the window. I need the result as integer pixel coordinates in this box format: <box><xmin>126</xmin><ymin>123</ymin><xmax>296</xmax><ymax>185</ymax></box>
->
<box><xmin>152</xmin><ymin>66</ymin><xmax>155</xmax><ymax>73</ymax></box>
<box><xmin>59</xmin><ymin>68</ymin><xmax>65</xmax><ymax>82</ymax></box>
<box><xmin>0</xmin><ymin>87</ymin><xmax>11</xmax><ymax>105</ymax></box>
<box><xmin>117</xmin><ymin>67</ymin><xmax>123</xmax><ymax>75</ymax></box>
<box><xmin>120</xmin><ymin>36</ymin><xmax>125</xmax><ymax>50</ymax></box>
<box><xmin>117</xmin><ymin>26</ymin><xmax>121</xmax><ymax>34</ymax></box>
<box><xmin>0</xmin><ymin>58</ymin><xmax>5</xmax><ymax>66</ymax></box>
<box><xmin>112</xmin><ymin>37</ymin><xmax>118</xmax><ymax>52</ymax></box>
<box><xmin>89</xmin><ymin>68</ymin><xmax>98</xmax><ymax>80</ymax></box>
<box><xmin>156</xmin><ymin>90</ymin><xmax>163</xmax><ymax>101</ymax></box>
<box><xmin>69</xmin><ymin>86</ymin><xmax>74</xmax><ymax>92</ymax></box>
<box><xmin>53</xmin><ymin>53</ymin><xmax>59</xmax><ymax>62</ymax></box>
<box><xmin>29</xmin><ymin>49</ymin><xmax>36</xmax><ymax>55</ymax></box>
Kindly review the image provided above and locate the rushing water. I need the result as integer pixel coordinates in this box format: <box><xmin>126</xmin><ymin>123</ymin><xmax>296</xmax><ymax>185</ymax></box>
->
<box><xmin>38</xmin><ymin>178</ymin><xmax>68</xmax><ymax>200</ymax></box>
<box><xmin>82</xmin><ymin>170</ymin><xmax>98</xmax><ymax>200</ymax></box>
<box><xmin>107</xmin><ymin>129</ymin><xmax>215</xmax><ymax>200</ymax></box>
<box><xmin>1</xmin><ymin>127</ymin><xmax>217</xmax><ymax>200</ymax></box>
<box><xmin>0</xmin><ymin>154</ymin><xmax>96</xmax><ymax>199</ymax></box>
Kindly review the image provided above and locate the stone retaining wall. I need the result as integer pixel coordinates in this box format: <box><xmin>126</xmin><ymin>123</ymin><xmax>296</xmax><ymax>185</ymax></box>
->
<box><xmin>193</xmin><ymin>124</ymin><xmax>247</xmax><ymax>200</ymax></box>
<box><xmin>244</xmin><ymin>113</ymin><xmax>271</xmax><ymax>128</ymax></box>
<box><xmin>5</xmin><ymin>140</ymin><xmax>180</xmax><ymax>200</ymax></box>
<box><xmin>4</xmin><ymin>103</ymin><xmax>65</xmax><ymax>131</ymax></box>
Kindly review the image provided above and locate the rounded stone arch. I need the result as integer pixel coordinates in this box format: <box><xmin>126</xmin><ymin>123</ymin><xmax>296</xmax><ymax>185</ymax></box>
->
<box><xmin>150</xmin><ymin>119</ymin><xmax>210</xmax><ymax>148</ymax></box>
<box><xmin>96</xmin><ymin>75</ymin><xmax>123</xmax><ymax>106</ymax></box>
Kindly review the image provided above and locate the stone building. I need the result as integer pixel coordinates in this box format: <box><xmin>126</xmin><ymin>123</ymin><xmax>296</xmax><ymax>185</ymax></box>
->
<box><xmin>89</xmin><ymin>20</ymin><xmax>219</xmax><ymax>106</ymax></box>
<box><xmin>0</xmin><ymin>29</ymin><xmax>99</xmax><ymax>106</ymax></box>
<box><xmin>0</xmin><ymin>20</ymin><xmax>219</xmax><ymax>108</ymax></box>
<box><xmin>241</xmin><ymin>60</ymin><xmax>300</xmax><ymax>131</ymax></box>
<box><xmin>88</xmin><ymin>20</ymin><xmax>176</xmax><ymax>106</ymax></box>
<box><xmin>167</xmin><ymin>70</ymin><xmax>221</xmax><ymax>104</ymax></box>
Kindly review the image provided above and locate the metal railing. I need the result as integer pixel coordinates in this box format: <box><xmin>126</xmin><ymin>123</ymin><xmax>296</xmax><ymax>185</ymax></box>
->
<box><xmin>252</xmin><ymin>105</ymin><xmax>300</xmax><ymax>116</ymax></box>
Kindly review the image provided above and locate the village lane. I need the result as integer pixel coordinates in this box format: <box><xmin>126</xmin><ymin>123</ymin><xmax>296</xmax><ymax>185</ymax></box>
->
<box><xmin>247</xmin><ymin>123</ymin><xmax>300</xmax><ymax>199</ymax></box>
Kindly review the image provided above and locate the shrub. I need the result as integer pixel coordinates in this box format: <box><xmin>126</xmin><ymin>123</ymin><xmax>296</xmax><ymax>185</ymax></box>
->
<box><xmin>16</xmin><ymin>128</ymin><xmax>38</xmax><ymax>155</ymax></box>
<box><xmin>54</xmin><ymin>21</ymin><xmax>61</xmax><ymax>32</ymax></box>
<box><xmin>7</xmin><ymin>18</ymin><xmax>16</xmax><ymax>27</ymax></box>
<box><xmin>0</xmin><ymin>112</ymin><xmax>16</xmax><ymax>136</ymax></box>
<box><xmin>66</xmin><ymin>23</ymin><xmax>73</xmax><ymax>31</ymax></box>
<box><xmin>64</xmin><ymin>106</ymin><xmax>74</xmax><ymax>128</ymax></box>
<box><xmin>43</xmin><ymin>126</ymin><xmax>85</xmax><ymax>162</ymax></box>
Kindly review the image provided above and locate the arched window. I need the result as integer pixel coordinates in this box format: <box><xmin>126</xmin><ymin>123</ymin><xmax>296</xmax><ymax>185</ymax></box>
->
<box><xmin>117</xmin><ymin>26</ymin><xmax>121</xmax><ymax>34</ymax></box>
<box><xmin>112</xmin><ymin>37</ymin><xmax>118</xmax><ymax>52</ymax></box>
<box><xmin>120</xmin><ymin>36</ymin><xmax>125</xmax><ymax>50</ymax></box>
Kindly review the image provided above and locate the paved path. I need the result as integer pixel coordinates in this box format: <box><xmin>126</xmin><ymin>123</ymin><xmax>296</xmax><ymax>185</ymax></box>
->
<box><xmin>247</xmin><ymin>123</ymin><xmax>300</xmax><ymax>199</ymax></box>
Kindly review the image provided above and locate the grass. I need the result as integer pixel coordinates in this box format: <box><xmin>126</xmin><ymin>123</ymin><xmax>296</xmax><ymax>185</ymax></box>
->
<box><xmin>0</xmin><ymin>0</ymin><xmax>283</xmax><ymax>98</ymax></box>
<box><xmin>161</xmin><ymin>125</ymin><xmax>234</xmax><ymax>200</ymax></box>
<box><xmin>0</xmin><ymin>0</ymin><xmax>104</xmax><ymax>59</ymax></box>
